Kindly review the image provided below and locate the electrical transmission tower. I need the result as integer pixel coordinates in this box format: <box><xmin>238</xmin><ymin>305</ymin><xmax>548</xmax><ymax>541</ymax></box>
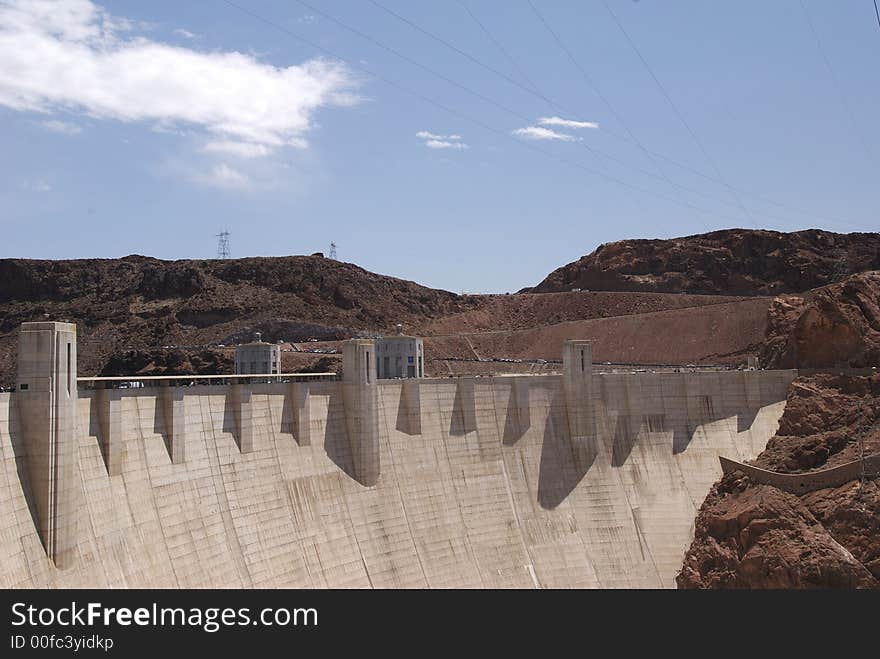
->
<box><xmin>329</xmin><ymin>242</ymin><xmax>337</xmax><ymax>260</ymax></box>
<box><xmin>216</xmin><ymin>231</ymin><xmax>231</xmax><ymax>259</ymax></box>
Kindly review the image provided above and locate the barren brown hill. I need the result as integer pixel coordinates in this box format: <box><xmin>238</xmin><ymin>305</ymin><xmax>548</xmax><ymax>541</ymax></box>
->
<box><xmin>523</xmin><ymin>228</ymin><xmax>880</xmax><ymax>296</ymax></box>
<box><xmin>0</xmin><ymin>255</ymin><xmax>765</xmax><ymax>385</ymax></box>
<box><xmin>425</xmin><ymin>296</ymin><xmax>771</xmax><ymax>367</ymax></box>
<box><xmin>420</xmin><ymin>290</ymin><xmax>750</xmax><ymax>334</ymax></box>
<box><xmin>0</xmin><ymin>254</ymin><xmax>475</xmax><ymax>385</ymax></box>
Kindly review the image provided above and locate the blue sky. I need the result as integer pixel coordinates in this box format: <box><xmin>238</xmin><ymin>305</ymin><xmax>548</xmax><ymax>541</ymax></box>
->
<box><xmin>1</xmin><ymin>1</ymin><xmax>878</xmax><ymax>293</ymax></box>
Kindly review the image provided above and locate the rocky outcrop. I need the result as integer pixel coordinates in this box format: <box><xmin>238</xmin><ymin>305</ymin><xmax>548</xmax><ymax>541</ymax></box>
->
<box><xmin>524</xmin><ymin>228</ymin><xmax>880</xmax><ymax>295</ymax></box>
<box><xmin>760</xmin><ymin>272</ymin><xmax>880</xmax><ymax>369</ymax></box>
<box><xmin>678</xmin><ymin>374</ymin><xmax>880</xmax><ymax>589</ymax></box>
<box><xmin>677</xmin><ymin>478</ymin><xmax>877</xmax><ymax>589</ymax></box>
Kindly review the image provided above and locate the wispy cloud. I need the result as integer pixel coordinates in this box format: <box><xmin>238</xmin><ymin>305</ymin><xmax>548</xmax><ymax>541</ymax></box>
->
<box><xmin>538</xmin><ymin>116</ymin><xmax>599</xmax><ymax>130</ymax></box>
<box><xmin>201</xmin><ymin>140</ymin><xmax>274</xmax><ymax>159</ymax></box>
<box><xmin>425</xmin><ymin>139</ymin><xmax>467</xmax><ymax>150</ymax></box>
<box><xmin>41</xmin><ymin>119</ymin><xmax>82</xmax><ymax>135</ymax></box>
<box><xmin>512</xmin><ymin>126</ymin><xmax>578</xmax><ymax>142</ymax></box>
<box><xmin>0</xmin><ymin>0</ymin><xmax>361</xmax><ymax>158</ymax></box>
<box><xmin>173</xmin><ymin>28</ymin><xmax>196</xmax><ymax>39</ymax></box>
<box><xmin>199</xmin><ymin>163</ymin><xmax>251</xmax><ymax>190</ymax></box>
<box><xmin>416</xmin><ymin>130</ymin><xmax>468</xmax><ymax>150</ymax></box>
<box><xmin>20</xmin><ymin>178</ymin><xmax>52</xmax><ymax>192</ymax></box>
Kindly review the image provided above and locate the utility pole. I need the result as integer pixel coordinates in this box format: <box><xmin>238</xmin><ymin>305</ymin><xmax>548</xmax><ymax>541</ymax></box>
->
<box><xmin>216</xmin><ymin>231</ymin><xmax>231</xmax><ymax>259</ymax></box>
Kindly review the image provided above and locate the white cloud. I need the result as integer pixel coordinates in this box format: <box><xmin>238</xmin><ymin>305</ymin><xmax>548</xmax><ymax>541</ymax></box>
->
<box><xmin>0</xmin><ymin>0</ymin><xmax>361</xmax><ymax>157</ymax></box>
<box><xmin>425</xmin><ymin>139</ymin><xmax>467</xmax><ymax>150</ymax></box>
<box><xmin>41</xmin><ymin>119</ymin><xmax>82</xmax><ymax>135</ymax></box>
<box><xmin>201</xmin><ymin>140</ymin><xmax>274</xmax><ymax>159</ymax></box>
<box><xmin>21</xmin><ymin>178</ymin><xmax>52</xmax><ymax>192</ymax></box>
<box><xmin>173</xmin><ymin>28</ymin><xmax>196</xmax><ymax>39</ymax></box>
<box><xmin>416</xmin><ymin>130</ymin><xmax>467</xmax><ymax>150</ymax></box>
<box><xmin>199</xmin><ymin>163</ymin><xmax>251</xmax><ymax>189</ymax></box>
<box><xmin>538</xmin><ymin>116</ymin><xmax>599</xmax><ymax>129</ymax></box>
<box><xmin>512</xmin><ymin>126</ymin><xmax>578</xmax><ymax>142</ymax></box>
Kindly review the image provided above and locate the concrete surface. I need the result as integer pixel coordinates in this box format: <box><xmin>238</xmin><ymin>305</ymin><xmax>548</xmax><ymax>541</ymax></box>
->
<box><xmin>720</xmin><ymin>454</ymin><xmax>880</xmax><ymax>495</ymax></box>
<box><xmin>0</xmin><ymin>364</ymin><xmax>795</xmax><ymax>588</ymax></box>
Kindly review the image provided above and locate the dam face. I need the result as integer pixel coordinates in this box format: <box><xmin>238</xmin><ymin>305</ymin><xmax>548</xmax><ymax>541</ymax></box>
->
<box><xmin>0</xmin><ymin>328</ymin><xmax>796</xmax><ymax>589</ymax></box>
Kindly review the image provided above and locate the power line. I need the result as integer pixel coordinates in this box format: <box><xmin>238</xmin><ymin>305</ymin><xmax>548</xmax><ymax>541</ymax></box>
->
<box><xmin>521</xmin><ymin>0</ymin><xmax>706</xmax><ymax>230</ymax></box>
<box><xmin>875</xmin><ymin>0</ymin><xmax>880</xmax><ymax>31</ymax></box>
<box><xmin>220</xmin><ymin>0</ymin><xmax>750</xmax><ymax>224</ymax></box>
<box><xmin>799</xmin><ymin>0</ymin><xmax>875</xmax><ymax>164</ymax></box>
<box><xmin>220</xmin><ymin>0</ymin><xmax>857</xmax><ymax>231</ymax></box>
<box><xmin>381</xmin><ymin>0</ymin><xmax>688</xmax><ymax>236</ymax></box>
<box><xmin>599</xmin><ymin>0</ymin><xmax>755</xmax><ymax>227</ymax></box>
<box><xmin>455</xmin><ymin>1</ymin><xmax>692</xmax><ymax>237</ymax></box>
<box><xmin>454</xmin><ymin>0</ymin><xmax>544</xmax><ymax>96</ymax></box>
<box><xmin>281</xmin><ymin>0</ymin><xmax>856</xmax><ymax>231</ymax></box>
<box><xmin>288</xmin><ymin>0</ymin><xmax>752</xmax><ymax>219</ymax></box>
<box><xmin>370</xmin><ymin>0</ymin><xmax>555</xmax><ymax>110</ymax></box>
<box><xmin>315</xmin><ymin>0</ymin><xmax>793</xmax><ymax>227</ymax></box>
<box><xmin>457</xmin><ymin>0</ymin><xmax>846</xmax><ymax>228</ymax></box>
<box><xmin>457</xmin><ymin>0</ymin><xmax>854</xmax><ymax>233</ymax></box>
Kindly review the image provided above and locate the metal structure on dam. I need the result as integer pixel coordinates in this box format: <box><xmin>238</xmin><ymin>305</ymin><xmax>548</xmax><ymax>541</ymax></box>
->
<box><xmin>0</xmin><ymin>322</ymin><xmax>796</xmax><ymax>588</ymax></box>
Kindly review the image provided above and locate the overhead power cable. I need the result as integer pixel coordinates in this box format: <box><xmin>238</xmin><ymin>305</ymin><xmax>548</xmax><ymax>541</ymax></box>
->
<box><xmin>379</xmin><ymin>0</ymin><xmax>692</xmax><ymax>235</ymax></box>
<box><xmin>353</xmin><ymin>0</ymin><xmax>791</xmax><ymax>226</ymax></box>
<box><xmin>291</xmin><ymin>0</ymin><xmax>771</xmax><ymax>221</ymax></box>
<box><xmin>219</xmin><ymin>0</ymin><xmax>753</xmax><ymax>225</ymax></box>
<box><xmin>455</xmin><ymin>0</ymin><xmax>855</xmax><ymax>231</ymax></box>
<box><xmin>799</xmin><ymin>0</ymin><xmax>875</xmax><ymax>164</ymax></box>
<box><xmin>599</xmin><ymin>0</ymin><xmax>755</xmax><ymax>227</ymax></box>
<box><xmin>220</xmin><ymin>0</ymin><xmax>860</xmax><ymax>232</ymax></box>
<box><xmin>385</xmin><ymin>0</ymin><xmax>859</xmax><ymax>230</ymax></box>
<box><xmin>453</xmin><ymin>0</ymin><xmax>544</xmax><ymax>96</ymax></box>
<box><xmin>317</xmin><ymin>0</ymin><xmax>854</xmax><ymax>230</ymax></box>
<box><xmin>519</xmin><ymin>0</ymin><xmax>710</xmax><ymax>228</ymax></box>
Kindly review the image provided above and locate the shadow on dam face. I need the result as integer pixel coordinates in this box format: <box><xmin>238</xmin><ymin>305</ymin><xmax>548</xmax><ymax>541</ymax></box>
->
<box><xmin>502</xmin><ymin>382</ymin><xmax>530</xmax><ymax>446</ymax></box>
<box><xmin>671</xmin><ymin>404</ymin><xmax>763</xmax><ymax>455</ymax></box>
<box><xmin>450</xmin><ymin>380</ymin><xmax>477</xmax><ymax>437</ymax></box>
<box><xmin>324</xmin><ymin>388</ymin><xmax>357</xmax><ymax>482</ymax></box>
<box><xmin>394</xmin><ymin>386</ymin><xmax>408</xmax><ymax>434</ymax></box>
<box><xmin>222</xmin><ymin>391</ymin><xmax>241</xmax><ymax>452</ymax></box>
<box><xmin>537</xmin><ymin>393</ymin><xmax>595</xmax><ymax>510</ymax></box>
<box><xmin>737</xmin><ymin>407</ymin><xmax>760</xmax><ymax>433</ymax></box>
<box><xmin>611</xmin><ymin>414</ymin><xmax>638</xmax><ymax>467</ymax></box>
<box><xmin>152</xmin><ymin>396</ymin><xmax>176</xmax><ymax>462</ymax></box>
<box><xmin>8</xmin><ymin>395</ymin><xmax>44</xmax><ymax>553</ymax></box>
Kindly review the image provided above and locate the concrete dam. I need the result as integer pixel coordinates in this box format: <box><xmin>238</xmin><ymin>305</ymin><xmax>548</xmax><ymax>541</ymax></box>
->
<box><xmin>0</xmin><ymin>323</ymin><xmax>796</xmax><ymax>588</ymax></box>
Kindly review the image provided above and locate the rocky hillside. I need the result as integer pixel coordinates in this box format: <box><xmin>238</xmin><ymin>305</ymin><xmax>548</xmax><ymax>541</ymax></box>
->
<box><xmin>678</xmin><ymin>271</ymin><xmax>880</xmax><ymax>588</ymax></box>
<box><xmin>523</xmin><ymin>229</ymin><xmax>880</xmax><ymax>295</ymax></box>
<box><xmin>678</xmin><ymin>373</ymin><xmax>880</xmax><ymax>589</ymax></box>
<box><xmin>760</xmin><ymin>271</ymin><xmax>880</xmax><ymax>369</ymax></box>
<box><xmin>0</xmin><ymin>254</ymin><xmax>474</xmax><ymax>384</ymax></box>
